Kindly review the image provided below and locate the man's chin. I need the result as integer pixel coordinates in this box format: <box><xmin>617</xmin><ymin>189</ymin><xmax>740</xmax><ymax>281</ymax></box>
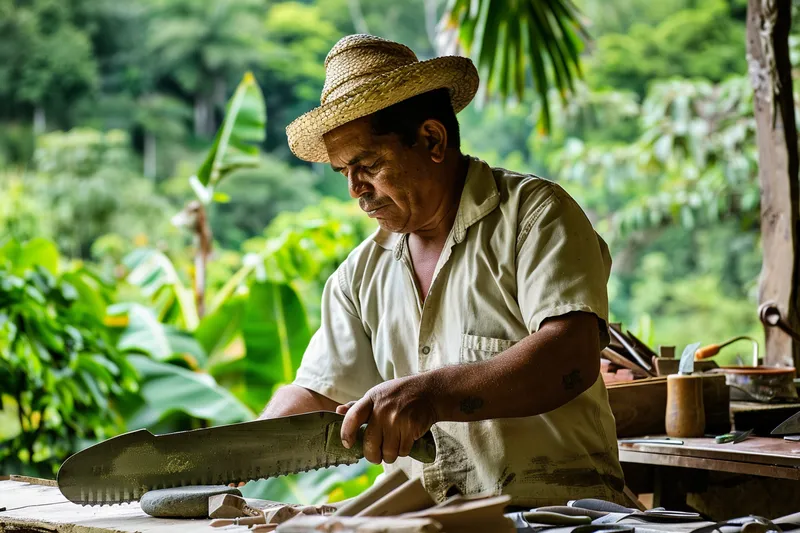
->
<box><xmin>376</xmin><ymin>219</ymin><xmax>404</xmax><ymax>233</ymax></box>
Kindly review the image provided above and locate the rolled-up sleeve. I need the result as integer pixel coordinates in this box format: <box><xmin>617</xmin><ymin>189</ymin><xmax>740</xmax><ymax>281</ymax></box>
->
<box><xmin>516</xmin><ymin>183</ymin><xmax>612</xmax><ymax>345</ymax></box>
<box><xmin>293</xmin><ymin>265</ymin><xmax>382</xmax><ymax>404</ymax></box>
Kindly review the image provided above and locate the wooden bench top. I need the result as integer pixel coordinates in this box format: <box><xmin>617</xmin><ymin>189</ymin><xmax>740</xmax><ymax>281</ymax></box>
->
<box><xmin>618</xmin><ymin>436</ymin><xmax>800</xmax><ymax>480</ymax></box>
<box><xmin>0</xmin><ymin>479</ymin><xmax>218</xmax><ymax>532</ymax></box>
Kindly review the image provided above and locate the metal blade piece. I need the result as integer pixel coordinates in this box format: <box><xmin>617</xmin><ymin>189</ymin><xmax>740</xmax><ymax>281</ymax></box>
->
<box><xmin>679</xmin><ymin>342</ymin><xmax>701</xmax><ymax>375</ymax></box>
<box><xmin>772</xmin><ymin>411</ymin><xmax>800</xmax><ymax>435</ymax></box>
<box><xmin>57</xmin><ymin>411</ymin><xmax>360</xmax><ymax>506</ymax></box>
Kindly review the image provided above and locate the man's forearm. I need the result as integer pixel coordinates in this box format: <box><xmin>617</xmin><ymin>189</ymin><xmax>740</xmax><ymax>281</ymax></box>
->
<box><xmin>425</xmin><ymin>313</ymin><xmax>601</xmax><ymax>423</ymax></box>
<box><xmin>260</xmin><ymin>384</ymin><xmax>340</xmax><ymax>419</ymax></box>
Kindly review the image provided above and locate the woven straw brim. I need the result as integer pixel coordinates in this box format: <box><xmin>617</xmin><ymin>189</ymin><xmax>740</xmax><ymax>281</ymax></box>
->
<box><xmin>286</xmin><ymin>56</ymin><xmax>478</xmax><ymax>163</ymax></box>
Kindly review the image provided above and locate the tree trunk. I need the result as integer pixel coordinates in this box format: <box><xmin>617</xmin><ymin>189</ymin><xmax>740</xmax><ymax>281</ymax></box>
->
<box><xmin>194</xmin><ymin>95</ymin><xmax>214</xmax><ymax>137</ymax></box>
<box><xmin>33</xmin><ymin>106</ymin><xmax>46</xmax><ymax>135</ymax></box>
<box><xmin>423</xmin><ymin>0</ymin><xmax>439</xmax><ymax>50</ymax></box>
<box><xmin>348</xmin><ymin>0</ymin><xmax>369</xmax><ymax>34</ymax></box>
<box><xmin>747</xmin><ymin>0</ymin><xmax>800</xmax><ymax>367</ymax></box>
<box><xmin>144</xmin><ymin>132</ymin><xmax>157</xmax><ymax>179</ymax></box>
<box><xmin>188</xmin><ymin>201</ymin><xmax>212</xmax><ymax>318</ymax></box>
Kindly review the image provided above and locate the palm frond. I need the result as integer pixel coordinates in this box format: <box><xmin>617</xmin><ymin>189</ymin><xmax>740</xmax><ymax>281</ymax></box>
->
<box><xmin>439</xmin><ymin>0</ymin><xmax>588</xmax><ymax>131</ymax></box>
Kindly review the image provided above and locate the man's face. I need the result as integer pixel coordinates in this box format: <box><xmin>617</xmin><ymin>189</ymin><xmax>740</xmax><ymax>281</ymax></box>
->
<box><xmin>323</xmin><ymin>116</ymin><xmax>445</xmax><ymax>233</ymax></box>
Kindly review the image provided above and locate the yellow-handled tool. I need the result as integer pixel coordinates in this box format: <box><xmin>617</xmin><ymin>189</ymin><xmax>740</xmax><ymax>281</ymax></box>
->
<box><xmin>694</xmin><ymin>335</ymin><xmax>759</xmax><ymax>366</ymax></box>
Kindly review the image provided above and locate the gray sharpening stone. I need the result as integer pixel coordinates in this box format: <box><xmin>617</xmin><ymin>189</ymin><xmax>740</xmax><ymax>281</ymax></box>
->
<box><xmin>139</xmin><ymin>485</ymin><xmax>242</xmax><ymax>518</ymax></box>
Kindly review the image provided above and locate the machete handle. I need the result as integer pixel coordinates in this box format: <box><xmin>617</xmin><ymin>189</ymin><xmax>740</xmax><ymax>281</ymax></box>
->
<box><xmin>326</xmin><ymin>422</ymin><xmax>437</xmax><ymax>463</ymax></box>
<box><xmin>406</xmin><ymin>428</ymin><xmax>437</xmax><ymax>463</ymax></box>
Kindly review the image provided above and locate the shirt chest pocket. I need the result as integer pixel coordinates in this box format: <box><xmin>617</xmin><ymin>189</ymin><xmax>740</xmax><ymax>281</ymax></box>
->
<box><xmin>460</xmin><ymin>333</ymin><xmax>518</xmax><ymax>363</ymax></box>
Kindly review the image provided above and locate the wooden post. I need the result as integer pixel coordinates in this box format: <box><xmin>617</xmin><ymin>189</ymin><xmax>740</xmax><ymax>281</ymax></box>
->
<box><xmin>746</xmin><ymin>0</ymin><xmax>800</xmax><ymax>367</ymax></box>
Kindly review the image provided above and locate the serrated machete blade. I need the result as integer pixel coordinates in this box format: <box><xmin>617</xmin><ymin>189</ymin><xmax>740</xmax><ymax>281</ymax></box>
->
<box><xmin>57</xmin><ymin>411</ymin><xmax>360</xmax><ymax>506</ymax></box>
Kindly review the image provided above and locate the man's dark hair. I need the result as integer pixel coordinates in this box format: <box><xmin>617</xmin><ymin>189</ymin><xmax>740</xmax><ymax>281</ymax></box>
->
<box><xmin>370</xmin><ymin>88</ymin><xmax>461</xmax><ymax>150</ymax></box>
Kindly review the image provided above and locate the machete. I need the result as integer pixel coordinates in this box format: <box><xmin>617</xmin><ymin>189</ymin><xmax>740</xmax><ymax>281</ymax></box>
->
<box><xmin>57</xmin><ymin>411</ymin><xmax>437</xmax><ymax>506</ymax></box>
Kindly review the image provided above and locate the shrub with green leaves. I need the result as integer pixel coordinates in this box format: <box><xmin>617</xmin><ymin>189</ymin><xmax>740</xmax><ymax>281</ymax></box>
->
<box><xmin>0</xmin><ymin>238</ymin><xmax>139</xmax><ymax>477</ymax></box>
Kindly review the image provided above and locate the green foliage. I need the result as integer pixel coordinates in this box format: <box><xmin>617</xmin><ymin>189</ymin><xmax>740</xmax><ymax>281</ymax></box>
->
<box><xmin>623</xmin><ymin>242</ymin><xmax>763</xmax><ymax>366</ymax></box>
<box><xmin>242</xmin><ymin>462</ymin><xmax>383</xmax><ymax>505</ymax></box>
<box><xmin>210</xmin><ymin>154</ymin><xmax>321</xmax><ymax>250</ymax></box>
<box><xmin>207</xmin><ymin>282</ymin><xmax>310</xmax><ymax>412</ymax></box>
<box><xmin>0</xmin><ymin>174</ymin><xmax>54</xmax><ymax>246</ymax></box>
<box><xmin>550</xmin><ymin>76</ymin><xmax>759</xmax><ymax>238</ymax></box>
<box><xmin>441</xmin><ymin>0</ymin><xmax>586</xmax><ymax>129</ymax></box>
<box><xmin>0</xmin><ymin>0</ymin><xmax>99</xmax><ymax>124</ymax></box>
<box><xmin>587</xmin><ymin>0</ymin><xmax>747</xmax><ymax>95</ymax></box>
<box><xmin>121</xmin><ymin>354</ymin><xmax>254</xmax><ymax>430</ymax></box>
<box><xmin>144</xmin><ymin>0</ymin><xmax>264</xmax><ymax>97</ymax></box>
<box><xmin>0</xmin><ymin>238</ymin><xmax>138</xmax><ymax>477</ymax></box>
<box><xmin>19</xmin><ymin>129</ymin><xmax>181</xmax><ymax>258</ymax></box>
<box><xmin>123</xmin><ymin>248</ymin><xmax>198</xmax><ymax>330</ymax></box>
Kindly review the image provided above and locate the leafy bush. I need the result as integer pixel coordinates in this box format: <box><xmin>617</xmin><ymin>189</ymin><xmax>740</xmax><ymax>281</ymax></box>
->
<box><xmin>0</xmin><ymin>238</ymin><xmax>138</xmax><ymax>477</ymax></box>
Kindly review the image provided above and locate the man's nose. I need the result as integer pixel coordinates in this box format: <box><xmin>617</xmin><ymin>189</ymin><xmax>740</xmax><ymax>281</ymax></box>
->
<box><xmin>347</xmin><ymin>173</ymin><xmax>370</xmax><ymax>199</ymax></box>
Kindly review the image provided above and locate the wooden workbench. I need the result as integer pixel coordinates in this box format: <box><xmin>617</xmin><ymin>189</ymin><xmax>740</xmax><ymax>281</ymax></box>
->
<box><xmin>619</xmin><ymin>436</ymin><xmax>800</xmax><ymax>518</ymax></box>
<box><xmin>0</xmin><ymin>478</ymin><xmax>221</xmax><ymax>532</ymax></box>
<box><xmin>619</xmin><ymin>436</ymin><xmax>800</xmax><ymax>480</ymax></box>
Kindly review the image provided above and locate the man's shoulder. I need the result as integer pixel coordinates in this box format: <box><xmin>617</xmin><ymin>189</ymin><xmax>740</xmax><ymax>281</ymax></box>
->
<box><xmin>485</xmin><ymin>163</ymin><xmax>565</xmax><ymax>222</ymax></box>
<box><xmin>335</xmin><ymin>227</ymin><xmax>398</xmax><ymax>289</ymax></box>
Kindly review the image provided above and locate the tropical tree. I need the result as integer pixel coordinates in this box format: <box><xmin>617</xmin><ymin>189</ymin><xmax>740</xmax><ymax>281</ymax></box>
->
<box><xmin>0</xmin><ymin>0</ymin><xmax>99</xmax><ymax>131</ymax></box>
<box><xmin>551</xmin><ymin>77</ymin><xmax>760</xmax><ymax>238</ymax></box>
<box><xmin>144</xmin><ymin>0</ymin><xmax>265</xmax><ymax>137</ymax></box>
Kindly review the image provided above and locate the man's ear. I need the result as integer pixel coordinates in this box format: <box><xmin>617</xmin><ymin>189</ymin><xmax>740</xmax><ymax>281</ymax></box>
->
<box><xmin>418</xmin><ymin>119</ymin><xmax>447</xmax><ymax>163</ymax></box>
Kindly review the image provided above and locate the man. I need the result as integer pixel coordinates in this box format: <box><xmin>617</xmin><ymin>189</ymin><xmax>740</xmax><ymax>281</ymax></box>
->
<box><xmin>266</xmin><ymin>34</ymin><xmax>626</xmax><ymax>507</ymax></box>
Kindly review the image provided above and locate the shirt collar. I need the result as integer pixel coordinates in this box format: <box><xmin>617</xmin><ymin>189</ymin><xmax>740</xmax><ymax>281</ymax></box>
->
<box><xmin>370</xmin><ymin>155</ymin><xmax>500</xmax><ymax>257</ymax></box>
<box><xmin>452</xmin><ymin>156</ymin><xmax>500</xmax><ymax>243</ymax></box>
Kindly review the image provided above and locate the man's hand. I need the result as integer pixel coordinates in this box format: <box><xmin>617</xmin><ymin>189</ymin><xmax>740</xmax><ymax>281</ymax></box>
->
<box><xmin>337</xmin><ymin>375</ymin><xmax>438</xmax><ymax>465</ymax></box>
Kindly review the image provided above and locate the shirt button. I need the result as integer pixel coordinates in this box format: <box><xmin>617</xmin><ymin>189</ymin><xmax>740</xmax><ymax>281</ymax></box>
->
<box><xmin>421</xmin><ymin>346</ymin><xmax>431</xmax><ymax>355</ymax></box>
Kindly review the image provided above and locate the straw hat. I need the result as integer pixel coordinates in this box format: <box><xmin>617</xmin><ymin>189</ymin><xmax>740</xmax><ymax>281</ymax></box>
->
<box><xmin>285</xmin><ymin>34</ymin><xmax>479</xmax><ymax>163</ymax></box>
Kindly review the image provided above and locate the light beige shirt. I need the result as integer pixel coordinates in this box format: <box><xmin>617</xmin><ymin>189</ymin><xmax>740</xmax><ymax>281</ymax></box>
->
<box><xmin>294</xmin><ymin>157</ymin><xmax>626</xmax><ymax>506</ymax></box>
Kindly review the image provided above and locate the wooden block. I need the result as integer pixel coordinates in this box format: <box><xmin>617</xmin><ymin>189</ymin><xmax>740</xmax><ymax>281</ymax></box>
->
<box><xmin>602</xmin><ymin>348</ymin><xmax>650</xmax><ymax>378</ymax></box>
<box><xmin>356</xmin><ymin>477</ymin><xmax>435</xmax><ymax>517</ymax></box>
<box><xmin>616</xmin><ymin>369</ymin><xmax>635</xmax><ymax>382</ymax></box>
<box><xmin>400</xmin><ymin>495</ymin><xmax>514</xmax><ymax>533</ymax></box>
<box><xmin>659</xmin><ymin>346</ymin><xmax>676</xmax><ymax>359</ymax></box>
<box><xmin>264</xmin><ymin>504</ymin><xmax>332</xmax><ymax>524</ymax></box>
<box><xmin>209</xmin><ymin>493</ymin><xmax>261</xmax><ymax>519</ymax></box>
<box><xmin>275</xmin><ymin>516</ymin><xmax>442</xmax><ymax>532</ymax></box>
<box><xmin>333</xmin><ymin>468</ymin><xmax>409</xmax><ymax>517</ymax></box>
<box><xmin>653</xmin><ymin>358</ymin><xmax>719</xmax><ymax>376</ymax></box>
<box><xmin>608</xmin><ymin>374</ymin><xmax>730</xmax><ymax>437</ymax></box>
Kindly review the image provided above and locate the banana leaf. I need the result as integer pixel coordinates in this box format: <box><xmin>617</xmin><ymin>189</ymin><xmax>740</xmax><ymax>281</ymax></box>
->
<box><xmin>195</xmin><ymin>71</ymin><xmax>266</xmax><ymax>194</ymax></box>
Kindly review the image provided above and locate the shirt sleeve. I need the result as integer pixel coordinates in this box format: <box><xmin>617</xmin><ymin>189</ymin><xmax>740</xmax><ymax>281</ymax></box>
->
<box><xmin>516</xmin><ymin>182</ymin><xmax>612</xmax><ymax>346</ymax></box>
<box><xmin>293</xmin><ymin>265</ymin><xmax>383</xmax><ymax>404</ymax></box>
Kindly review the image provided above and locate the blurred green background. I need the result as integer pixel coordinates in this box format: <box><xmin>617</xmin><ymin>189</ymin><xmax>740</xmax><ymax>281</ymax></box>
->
<box><xmin>0</xmin><ymin>0</ymin><xmax>792</xmax><ymax>503</ymax></box>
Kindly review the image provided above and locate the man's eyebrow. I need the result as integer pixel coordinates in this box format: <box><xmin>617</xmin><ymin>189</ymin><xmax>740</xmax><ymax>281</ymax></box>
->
<box><xmin>330</xmin><ymin>151</ymin><xmax>377</xmax><ymax>173</ymax></box>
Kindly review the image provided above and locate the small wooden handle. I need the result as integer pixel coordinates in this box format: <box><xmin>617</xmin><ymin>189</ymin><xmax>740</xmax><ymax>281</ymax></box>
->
<box><xmin>694</xmin><ymin>344</ymin><xmax>721</xmax><ymax>360</ymax></box>
<box><xmin>407</xmin><ymin>430</ymin><xmax>437</xmax><ymax>463</ymax></box>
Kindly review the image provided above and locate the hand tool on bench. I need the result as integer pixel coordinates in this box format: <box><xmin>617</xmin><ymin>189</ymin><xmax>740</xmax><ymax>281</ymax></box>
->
<box><xmin>715</xmin><ymin>429</ymin><xmax>752</xmax><ymax>444</ymax></box>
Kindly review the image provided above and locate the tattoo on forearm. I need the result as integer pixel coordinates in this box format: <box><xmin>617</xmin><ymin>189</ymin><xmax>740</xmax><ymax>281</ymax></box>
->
<box><xmin>562</xmin><ymin>369</ymin><xmax>583</xmax><ymax>390</ymax></box>
<box><xmin>460</xmin><ymin>396</ymin><xmax>484</xmax><ymax>414</ymax></box>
